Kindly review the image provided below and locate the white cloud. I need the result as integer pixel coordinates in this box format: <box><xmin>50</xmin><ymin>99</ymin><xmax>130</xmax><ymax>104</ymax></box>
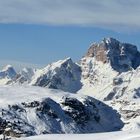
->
<box><xmin>0</xmin><ymin>0</ymin><xmax>140</xmax><ymax>31</ymax></box>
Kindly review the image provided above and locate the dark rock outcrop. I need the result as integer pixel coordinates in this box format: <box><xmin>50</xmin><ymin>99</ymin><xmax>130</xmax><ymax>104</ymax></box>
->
<box><xmin>61</xmin><ymin>97</ymin><xmax>100</xmax><ymax>124</ymax></box>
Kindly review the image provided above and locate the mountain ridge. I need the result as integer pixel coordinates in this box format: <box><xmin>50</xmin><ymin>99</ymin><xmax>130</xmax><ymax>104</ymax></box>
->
<box><xmin>0</xmin><ymin>37</ymin><xmax>139</xmax><ymax>137</ymax></box>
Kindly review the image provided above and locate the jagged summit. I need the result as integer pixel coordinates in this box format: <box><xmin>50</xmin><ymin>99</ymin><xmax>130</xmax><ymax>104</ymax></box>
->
<box><xmin>85</xmin><ymin>37</ymin><xmax>140</xmax><ymax>72</ymax></box>
<box><xmin>102</xmin><ymin>37</ymin><xmax>120</xmax><ymax>44</ymax></box>
<box><xmin>61</xmin><ymin>57</ymin><xmax>72</xmax><ymax>63</ymax></box>
<box><xmin>31</xmin><ymin>58</ymin><xmax>82</xmax><ymax>93</ymax></box>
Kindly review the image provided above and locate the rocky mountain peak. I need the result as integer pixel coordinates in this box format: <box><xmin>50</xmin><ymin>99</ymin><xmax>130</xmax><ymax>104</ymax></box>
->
<box><xmin>102</xmin><ymin>37</ymin><xmax>120</xmax><ymax>44</ymax></box>
<box><xmin>85</xmin><ymin>38</ymin><xmax>140</xmax><ymax>72</ymax></box>
<box><xmin>0</xmin><ymin>65</ymin><xmax>17</xmax><ymax>79</ymax></box>
<box><xmin>31</xmin><ymin>58</ymin><xmax>82</xmax><ymax>93</ymax></box>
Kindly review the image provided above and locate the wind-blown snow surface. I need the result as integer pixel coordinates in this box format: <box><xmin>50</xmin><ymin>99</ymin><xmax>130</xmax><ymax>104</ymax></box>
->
<box><xmin>13</xmin><ymin>130</ymin><xmax>140</xmax><ymax>140</ymax></box>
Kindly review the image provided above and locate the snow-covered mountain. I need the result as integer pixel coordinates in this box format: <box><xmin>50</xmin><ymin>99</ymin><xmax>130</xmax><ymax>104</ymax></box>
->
<box><xmin>79</xmin><ymin>38</ymin><xmax>140</xmax><ymax>98</ymax></box>
<box><xmin>79</xmin><ymin>38</ymin><xmax>140</xmax><ymax>131</ymax></box>
<box><xmin>13</xmin><ymin>67</ymin><xmax>37</xmax><ymax>84</ymax></box>
<box><xmin>0</xmin><ymin>65</ymin><xmax>17</xmax><ymax>85</ymax></box>
<box><xmin>0</xmin><ymin>37</ymin><xmax>140</xmax><ymax>139</ymax></box>
<box><xmin>20</xmin><ymin>68</ymin><xmax>36</xmax><ymax>81</ymax></box>
<box><xmin>30</xmin><ymin>57</ymin><xmax>82</xmax><ymax>93</ymax></box>
<box><xmin>0</xmin><ymin>86</ymin><xmax>123</xmax><ymax>138</ymax></box>
<box><xmin>0</xmin><ymin>66</ymin><xmax>36</xmax><ymax>85</ymax></box>
<box><xmin>85</xmin><ymin>38</ymin><xmax>140</xmax><ymax>72</ymax></box>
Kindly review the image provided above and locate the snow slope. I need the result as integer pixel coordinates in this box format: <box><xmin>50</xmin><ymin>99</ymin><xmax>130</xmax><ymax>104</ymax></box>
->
<box><xmin>30</xmin><ymin>57</ymin><xmax>82</xmax><ymax>93</ymax></box>
<box><xmin>78</xmin><ymin>38</ymin><xmax>140</xmax><ymax>131</ymax></box>
<box><xmin>0</xmin><ymin>85</ymin><xmax>123</xmax><ymax>138</ymax></box>
<box><xmin>14</xmin><ymin>130</ymin><xmax>140</xmax><ymax>140</ymax></box>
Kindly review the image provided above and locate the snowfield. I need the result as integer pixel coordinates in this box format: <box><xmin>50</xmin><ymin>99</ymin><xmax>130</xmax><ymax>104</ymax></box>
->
<box><xmin>15</xmin><ymin>130</ymin><xmax>140</xmax><ymax>140</ymax></box>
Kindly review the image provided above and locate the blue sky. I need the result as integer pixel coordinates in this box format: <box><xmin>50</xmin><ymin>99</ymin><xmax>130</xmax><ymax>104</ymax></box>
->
<box><xmin>0</xmin><ymin>0</ymin><xmax>140</xmax><ymax>69</ymax></box>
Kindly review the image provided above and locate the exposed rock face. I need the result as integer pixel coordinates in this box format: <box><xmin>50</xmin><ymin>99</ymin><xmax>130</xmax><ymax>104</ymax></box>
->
<box><xmin>61</xmin><ymin>97</ymin><xmax>100</xmax><ymax>124</ymax></box>
<box><xmin>86</xmin><ymin>38</ymin><xmax>140</xmax><ymax>72</ymax></box>
<box><xmin>86</xmin><ymin>42</ymin><xmax>108</xmax><ymax>63</ymax></box>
